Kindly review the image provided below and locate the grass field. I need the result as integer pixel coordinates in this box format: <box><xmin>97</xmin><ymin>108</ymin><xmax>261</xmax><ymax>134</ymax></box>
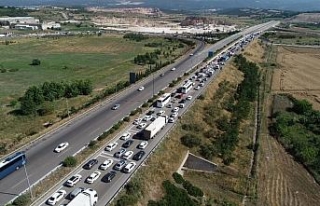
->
<box><xmin>0</xmin><ymin>34</ymin><xmax>187</xmax><ymax>152</ymax></box>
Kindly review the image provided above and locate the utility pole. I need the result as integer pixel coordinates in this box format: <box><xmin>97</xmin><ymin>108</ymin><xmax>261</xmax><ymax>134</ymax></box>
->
<box><xmin>23</xmin><ymin>156</ymin><xmax>33</xmax><ymax>200</ymax></box>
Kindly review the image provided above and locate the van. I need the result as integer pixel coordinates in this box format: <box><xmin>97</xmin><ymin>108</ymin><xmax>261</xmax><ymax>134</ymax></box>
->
<box><xmin>69</xmin><ymin>187</ymin><xmax>85</xmax><ymax>200</ymax></box>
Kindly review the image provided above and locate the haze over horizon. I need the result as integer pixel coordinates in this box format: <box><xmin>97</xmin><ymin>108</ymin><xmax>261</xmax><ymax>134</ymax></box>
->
<box><xmin>0</xmin><ymin>0</ymin><xmax>320</xmax><ymax>11</ymax></box>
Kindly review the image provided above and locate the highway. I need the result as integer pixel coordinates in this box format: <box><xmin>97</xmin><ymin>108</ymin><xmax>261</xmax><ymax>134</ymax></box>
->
<box><xmin>0</xmin><ymin>21</ymin><xmax>279</xmax><ymax>206</ymax></box>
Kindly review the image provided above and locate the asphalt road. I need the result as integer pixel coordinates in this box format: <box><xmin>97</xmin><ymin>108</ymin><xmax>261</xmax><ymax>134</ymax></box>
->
<box><xmin>0</xmin><ymin>21</ymin><xmax>279</xmax><ymax>205</ymax></box>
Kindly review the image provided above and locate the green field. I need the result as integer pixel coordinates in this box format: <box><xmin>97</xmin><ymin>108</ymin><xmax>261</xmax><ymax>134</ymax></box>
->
<box><xmin>0</xmin><ymin>34</ymin><xmax>180</xmax><ymax>102</ymax></box>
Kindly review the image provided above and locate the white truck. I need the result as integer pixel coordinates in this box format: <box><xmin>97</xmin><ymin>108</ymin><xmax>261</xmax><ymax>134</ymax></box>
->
<box><xmin>67</xmin><ymin>188</ymin><xmax>98</xmax><ymax>206</ymax></box>
<box><xmin>142</xmin><ymin>116</ymin><xmax>167</xmax><ymax>140</ymax></box>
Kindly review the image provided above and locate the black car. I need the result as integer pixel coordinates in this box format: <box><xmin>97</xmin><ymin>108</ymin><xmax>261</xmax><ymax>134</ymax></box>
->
<box><xmin>83</xmin><ymin>159</ymin><xmax>98</xmax><ymax>169</ymax></box>
<box><xmin>179</xmin><ymin>99</ymin><xmax>186</xmax><ymax>104</ymax></box>
<box><xmin>132</xmin><ymin>151</ymin><xmax>146</xmax><ymax>161</ymax></box>
<box><xmin>122</xmin><ymin>140</ymin><xmax>134</xmax><ymax>148</ymax></box>
<box><xmin>102</xmin><ymin>171</ymin><xmax>116</xmax><ymax>183</ymax></box>
<box><xmin>146</xmin><ymin>110</ymin><xmax>155</xmax><ymax>115</ymax></box>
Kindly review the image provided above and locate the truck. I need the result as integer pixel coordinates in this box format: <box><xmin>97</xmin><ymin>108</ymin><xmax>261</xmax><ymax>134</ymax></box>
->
<box><xmin>67</xmin><ymin>188</ymin><xmax>98</xmax><ymax>206</ymax></box>
<box><xmin>142</xmin><ymin>116</ymin><xmax>167</xmax><ymax>140</ymax></box>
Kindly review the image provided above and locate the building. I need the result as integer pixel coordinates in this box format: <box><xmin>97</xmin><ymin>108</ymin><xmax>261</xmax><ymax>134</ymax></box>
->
<box><xmin>42</xmin><ymin>21</ymin><xmax>61</xmax><ymax>30</ymax></box>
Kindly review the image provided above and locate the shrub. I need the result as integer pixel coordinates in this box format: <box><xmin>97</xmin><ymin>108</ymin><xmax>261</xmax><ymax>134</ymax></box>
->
<box><xmin>31</xmin><ymin>59</ymin><xmax>41</xmax><ymax>66</ymax></box>
<box><xmin>88</xmin><ymin>140</ymin><xmax>97</xmax><ymax>148</ymax></box>
<box><xmin>12</xmin><ymin>194</ymin><xmax>31</xmax><ymax>206</ymax></box>
<box><xmin>142</xmin><ymin>102</ymin><xmax>149</xmax><ymax>108</ymax></box>
<box><xmin>123</xmin><ymin>116</ymin><xmax>130</xmax><ymax>122</ymax></box>
<box><xmin>180</xmin><ymin>134</ymin><xmax>201</xmax><ymax>148</ymax></box>
<box><xmin>62</xmin><ymin>156</ymin><xmax>77</xmax><ymax>167</ymax></box>
<box><xmin>172</xmin><ymin>172</ymin><xmax>184</xmax><ymax>184</ymax></box>
<box><xmin>116</xmin><ymin>194</ymin><xmax>138</xmax><ymax>206</ymax></box>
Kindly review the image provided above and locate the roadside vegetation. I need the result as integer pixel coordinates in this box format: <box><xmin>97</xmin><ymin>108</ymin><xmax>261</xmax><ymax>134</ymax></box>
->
<box><xmin>112</xmin><ymin>49</ymin><xmax>260</xmax><ymax>205</ymax></box>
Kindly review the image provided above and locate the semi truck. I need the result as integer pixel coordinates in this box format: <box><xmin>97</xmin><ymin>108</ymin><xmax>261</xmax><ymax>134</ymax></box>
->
<box><xmin>67</xmin><ymin>188</ymin><xmax>98</xmax><ymax>206</ymax></box>
<box><xmin>142</xmin><ymin>116</ymin><xmax>167</xmax><ymax>140</ymax></box>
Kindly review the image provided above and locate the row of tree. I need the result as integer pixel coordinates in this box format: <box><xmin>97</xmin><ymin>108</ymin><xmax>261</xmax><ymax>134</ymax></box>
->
<box><xmin>19</xmin><ymin>80</ymin><xmax>92</xmax><ymax>115</ymax></box>
<box><xmin>123</xmin><ymin>33</ymin><xmax>149</xmax><ymax>42</ymax></box>
<box><xmin>133</xmin><ymin>50</ymin><xmax>161</xmax><ymax>65</ymax></box>
<box><xmin>271</xmin><ymin>95</ymin><xmax>320</xmax><ymax>181</ymax></box>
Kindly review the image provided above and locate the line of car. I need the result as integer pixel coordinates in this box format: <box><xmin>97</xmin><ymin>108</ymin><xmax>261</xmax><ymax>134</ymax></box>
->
<box><xmin>46</xmin><ymin>33</ymin><xmax>256</xmax><ymax>205</ymax></box>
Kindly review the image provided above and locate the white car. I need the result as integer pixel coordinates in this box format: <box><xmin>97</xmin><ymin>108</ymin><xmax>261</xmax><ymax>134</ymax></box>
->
<box><xmin>137</xmin><ymin>122</ymin><xmax>147</xmax><ymax>129</ymax></box>
<box><xmin>100</xmin><ymin>159</ymin><xmax>114</xmax><ymax>170</ymax></box>
<box><xmin>120</xmin><ymin>132</ymin><xmax>131</xmax><ymax>140</ymax></box>
<box><xmin>86</xmin><ymin>171</ymin><xmax>101</xmax><ymax>184</ymax></box>
<box><xmin>138</xmin><ymin>141</ymin><xmax>148</xmax><ymax>149</ymax></box>
<box><xmin>142</xmin><ymin>115</ymin><xmax>152</xmax><ymax>121</ymax></box>
<box><xmin>199</xmin><ymin>83</ymin><xmax>205</xmax><ymax>87</ymax></box>
<box><xmin>157</xmin><ymin>110</ymin><xmax>165</xmax><ymax>116</ymax></box>
<box><xmin>47</xmin><ymin>190</ymin><xmax>66</xmax><ymax>205</ymax></box>
<box><xmin>172</xmin><ymin>107</ymin><xmax>179</xmax><ymax>112</ymax></box>
<box><xmin>170</xmin><ymin>112</ymin><xmax>178</xmax><ymax>118</ymax></box>
<box><xmin>122</xmin><ymin>151</ymin><xmax>134</xmax><ymax>160</ymax></box>
<box><xmin>133</xmin><ymin>118</ymin><xmax>142</xmax><ymax>125</ymax></box>
<box><xmin>66</xmin><ymin>174</ymin><xmax>82</xmax><ymax>187</ymax></box>
<box><xmin>168</xmin><ymin>117</ymin><xmax>175</xmax><ymax>123</ymax></box>
<box><xmin>105</xmin><ymin>142</ymin><xmax>118</xmax><ymax>152</ymax></box>
<box><xmin>123</xmin><ymin>162</ymin><xmax>136</xmax><ymax>173</ymax></box>
<box><xmin>54</xmin><ymin>142</ymin><xmax>69</xmax><ymax>153</ymax></box>
<box><xmin>194</xmin><ymin>86</ymin><xmax>200</xmax><ymax>90</ymax></box>
<box><xmin>186</xmin><ymin>95</ymin><xmax>192</xmax><ymax>100</ymax></box>
<box><xmin>179</xmin><ymin>103</ymin><xmax>185</xmax><ymax>108</ymax></box>
<box><xmin>171</xmin><ymin>67</ymin><xmax>176</xmax><ymax>71</ymax></box>
<box><xmin>138</xmin><ymin>86</ymin><xmax>144</xmax><ymax>91</ymax></box>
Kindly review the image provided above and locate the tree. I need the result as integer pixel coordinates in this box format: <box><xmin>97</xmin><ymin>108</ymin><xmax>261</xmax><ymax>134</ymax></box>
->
<box><xmin>31</xmin><ymin>59</ymin><xmax>41</xmax><ymax>66</ymax></box>
<box><xmin>180</xmin><ymin>134</ymin><xmax>201</xmax><ymax>148</ymax></box>
<box><xmin>292</xmin><ymin>99</ymin><xmax>313</xmax><ymax>115</ymax></box>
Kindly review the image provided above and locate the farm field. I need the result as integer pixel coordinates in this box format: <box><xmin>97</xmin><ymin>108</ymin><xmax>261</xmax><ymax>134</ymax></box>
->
<box><xmin>255</xmin><ymin>41</ymin><xmax>320</xmax><ymax>205</ymax></box>
<box><xmin>272</xmin><ymin>46</ymin><xmax>320</xmax><ymax>110</ymax></box>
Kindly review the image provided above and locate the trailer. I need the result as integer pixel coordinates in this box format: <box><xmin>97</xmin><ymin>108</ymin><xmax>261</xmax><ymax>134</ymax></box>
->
<box><xmin>142</xmin><ymin>116</ymin><xmax>167</xmax><ymax>140</ymax></box>
<box><xmin>67</xmin><ymin>188</ymin><xmax>98</xmax><ymax>206</ymax></box>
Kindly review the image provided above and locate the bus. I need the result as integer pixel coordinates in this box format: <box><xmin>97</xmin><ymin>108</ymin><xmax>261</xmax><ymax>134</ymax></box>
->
<box><xmin>156</xmin><ymin>93</ymin><xmax>171</xmax><ymax>108</ymax></box>
<box><xmin>0</xmin><ymin>152</ymin><xmax>26</xmax><ymax>180</ymax></box>
<box><xmin>181</xmin><ymin>81</ymin><xmax>194</xmax><ymax>94</ymax></box>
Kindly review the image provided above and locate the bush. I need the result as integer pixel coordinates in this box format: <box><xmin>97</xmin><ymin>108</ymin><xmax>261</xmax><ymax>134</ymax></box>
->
<box><xmin>142</xmin><ymin>102</ymin><xmax>149</xmax><ymax>108</ymax></box>
<box><xmin>123</xmin><ymin>116</ymin><xmax>130</xmax><ymax>122</ymax></box>
<box><xmin>63</xmin><ymin>156</ymin><xmax>77</xmax><ymax>167</ymax></box>
<box><xmin>182</xmin><ymin>180</ymin><xmax>204</xmax><ymax>197</ymax></box>
<box><xmin>180</xmin><ymin>134</ymin><xmax>201</xmax><ymax>148</ymax></box>
<box><xmin>88</xmin><ymin>140</ymin><xmax>97</xmax><ymax>148</ymax></box>
<box><xmin>31</xmin><ymin>58</ymin><xmax>41</xmax><ymax>66</ymax></box>
<box><xmin>172</xmin><ymin>172</ymin><xmax>184</xmax><ymax>184</ymax></box>
<box><xmin>97</xmin><ymin>131</ymin><xmax>110</xmax><ymax>141</ymax></box>
<box><xmin>197</xmin><ymin>94</ymin><xmax>205</xmax><ymax>100</ymax></box>
<box><xmin>12</xmin><ymin>194</ymin><xmax>31</xmax><ymax>206</ymax></box>
<box><xmin>116</xmin><ymin>194</ymin><xmax>138</xmax><ymax>206</ymax></box>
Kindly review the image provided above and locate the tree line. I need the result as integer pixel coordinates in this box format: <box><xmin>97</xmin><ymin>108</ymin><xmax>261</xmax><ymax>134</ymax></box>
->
<box><xmin>180</xmin><ymin>55</ymin><xmax>260</xmax><ymax>165</ymax></box>
<box><xmin>123</xmin><ymin>33</ymin><xmax>149</xmax><ymax>42</ymax></box>
<box><xmin>19</xmin><ymin>80</ymin><xmax>92</xmax><ymax>115</ymax></box>
<box><xmin>271</xmin><ymin>95</ymin><xmax>320</xmax><ymax>182</ymax></box>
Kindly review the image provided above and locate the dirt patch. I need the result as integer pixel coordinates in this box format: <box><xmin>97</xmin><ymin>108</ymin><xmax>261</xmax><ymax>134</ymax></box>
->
<box><xmin>272</xmin><ymin>46</ymin><xmax>320</xmax><ymax>110</ymax></box>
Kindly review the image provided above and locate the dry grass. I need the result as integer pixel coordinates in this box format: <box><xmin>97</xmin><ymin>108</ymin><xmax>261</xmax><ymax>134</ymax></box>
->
<box><xmin>272</xmin><ymin>46</ymin><xmax>320</xmax><ymax>110</ymax></box>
